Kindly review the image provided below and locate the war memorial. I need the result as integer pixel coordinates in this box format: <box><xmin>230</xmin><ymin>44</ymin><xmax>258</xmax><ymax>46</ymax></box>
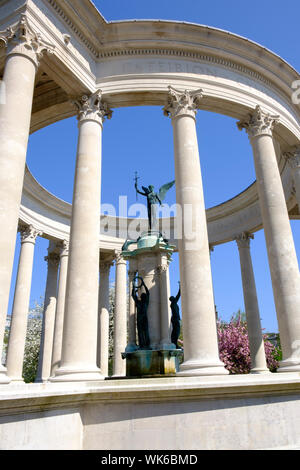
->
<box><xmin>0</xmin><ymin>0</ymin><xmax>300</xmax><ymax>450</ymax></box>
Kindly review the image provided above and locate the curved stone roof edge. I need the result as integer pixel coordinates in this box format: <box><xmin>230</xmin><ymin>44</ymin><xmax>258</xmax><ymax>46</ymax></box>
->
<box><xmin>50</xmin><ymin>0</ymin><xmax>300</xmax><ymax>82</ymax></box>
<box><xmin>100</xmin><ymin>21</ymin><xmax>300</xmax><ymax>80</ymax></box>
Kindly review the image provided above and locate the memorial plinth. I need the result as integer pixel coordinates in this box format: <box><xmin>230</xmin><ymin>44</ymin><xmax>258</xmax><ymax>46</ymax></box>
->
<box><xmin>122</xmin><ymin>349</ymin><xmax>183</xmax><ymax>377</ymax></box>
<box><xmin>122</xmin><ymin>231</ymin><xmax>183</xmax><ymax>377</ymax></box>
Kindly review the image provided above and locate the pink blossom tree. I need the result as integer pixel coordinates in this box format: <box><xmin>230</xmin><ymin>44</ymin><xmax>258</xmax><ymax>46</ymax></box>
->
<box><xmin>217</xmin><ymin>315</ymin><xmax>280</xmax><ymax>374</ymax></box>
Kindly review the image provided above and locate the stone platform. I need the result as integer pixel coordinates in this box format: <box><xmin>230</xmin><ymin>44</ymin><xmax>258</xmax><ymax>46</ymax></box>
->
<box><xmin>1</xmin><ymin>373</ymin><xmax>300</xmax><ymax>450</ymax></box>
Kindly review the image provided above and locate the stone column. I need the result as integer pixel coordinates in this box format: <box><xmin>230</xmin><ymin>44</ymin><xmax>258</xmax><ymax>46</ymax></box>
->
<box><xmin>0</xmin><ymin>15</ymin><xmax>53</xmax><ymax>383</ymax></box>
<box><xmin>51</xmin><ymin>241</ymin><xmax>69</xmax><ymax>376</ymax></box>
<box><xmin>98</xmin><ymin>259</ymin><xmax>113</xmax><ymax>377</ymax></box>
<box><xmin>238</xmin><ymin>106</ymin><xmax>300</xmax><ymax>372</ymax></box>
<box><xmin>51</xmin><ymin>92</ymin><xmax>112</xmax><ymax>382</ymax></box>
<box><xmin>284</xmin><ymin>148</ymin><xmax>300</xmax><ymax>208</ymax></box>
<box><xmin>126</xmin><ymin>262</ymin><xmax>138</xmax><ymax>353</ymax></box>
<box><xmin>164</xmin><ymin>86</ymin><xmax>228</xmax><ymax>376</ymax></box>
<box><xmin>158</xmin><ymin>257</ymin><xmax>174</xmax><ymax>350</ymax></box>
<box><xmin>36</xmin><ymin>245</ymin><xmax>60</xmax><ymax>383</ymax></box>
<box><xmin>113</xmin><ymin>252</ymin><xmax>127</xmax><ymax>377</ymax></box>
<box><xmin>235</xmin><ymin>232</ymin><xmax>270</xmax><ymax>374</ymax></box>
<box><xmin>6</xmin><ymin>225</ymin><xmax>41</xmax><ymax>382</ymax></box>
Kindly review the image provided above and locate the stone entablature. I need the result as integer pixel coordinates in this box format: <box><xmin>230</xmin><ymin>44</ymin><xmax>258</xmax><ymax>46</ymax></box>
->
<box><xmin>1</xmin><ymin>1</ymin><xmax>300</xmax><ymax>146</ymax></box>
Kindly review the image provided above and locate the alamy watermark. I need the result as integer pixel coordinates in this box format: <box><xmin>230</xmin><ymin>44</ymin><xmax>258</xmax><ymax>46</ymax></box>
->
<box><xmin>101</xmin><ymin>196</ymin><xmax>203</xmax><ymax>251</ymax></box>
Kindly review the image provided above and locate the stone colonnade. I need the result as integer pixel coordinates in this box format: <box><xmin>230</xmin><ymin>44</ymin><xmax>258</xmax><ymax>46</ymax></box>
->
<box><xmin>3</xmin><ymin>231</ymin><xmax>131</xmax><ymax>383</ymax></box>
<box><xmin>0</xmin><ymin>17</ymin><xmax>300</xmax><ymax>383</ymax></box>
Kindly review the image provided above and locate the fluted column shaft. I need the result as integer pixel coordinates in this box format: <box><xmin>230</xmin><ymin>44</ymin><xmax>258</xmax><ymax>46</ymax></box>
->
<box><xmin>0</xmin><ymin>16</ymin><xmax>53</xmax><ymax>383</ymax></box>
<box><xmin>51</xmin><ymin>241</ymin><xmax>69</xmax><ymax>376</ymax></box>
<box><xmin>36</xmin><ymin>246</ymin><xmax>59</xmax><ymax>382</ymax></box>
<box><xmin>98</xmin><ymin>260</ymin><xmax>112</xmax><ymax>376</ymax></box>
<box><xmin>238</xmin><ymin>106</ymin><xmax>300</xmax><ymax>372</ymax></box>
<box><xmin>6</xmin><ymin>225</ymin><xmax>41</xmax><ymax>382</ymax></box>
<box><xmin>164</xmin><ymin>86</ymin><xmax>228</xmax><ymax>376</ymax></box>
<box><xmin>113</xmin><ymin>253</ymin><xmax>127</xmax><ymax>377</ymax></box>
<box><xmin>236</xmin><ymin>233</ymin><xmax>270</xmax><ymax>374</ymax></box>
<box><xmin>51</xmin><ymin>92</ymin><xmax>112</xmax><ymax>382</ymax></box>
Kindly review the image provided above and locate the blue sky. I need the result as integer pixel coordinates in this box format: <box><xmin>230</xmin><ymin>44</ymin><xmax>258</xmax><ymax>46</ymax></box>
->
<box><xmin>9</xmin><ymin>1</ymin><xmax>300</xmax><ymax>333</ymax></box>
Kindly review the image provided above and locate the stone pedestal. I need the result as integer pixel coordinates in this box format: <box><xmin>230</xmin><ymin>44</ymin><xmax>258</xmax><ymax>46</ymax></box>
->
<box><xmin>122</xmin><ymin>349</ymin><xmax>183</xmax><ymax>377</ymax></box>
<box><xmin>122</xmin><ymin>231</ymin><xmax>179</xmax><ymax>377</ymax></box>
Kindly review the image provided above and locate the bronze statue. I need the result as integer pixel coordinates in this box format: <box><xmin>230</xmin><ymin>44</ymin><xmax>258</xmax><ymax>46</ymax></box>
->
<box><xmin>170</xmin><ymin>283</ymin><xmax>181</xmax><ymax>349</ymax></box>
<box><xmin>132</xmin><ymin>276</ymin><xmax>151</xmax><ymax>350</ymax></box>
<box><xmin>135</xmin><ymin>175</ymin><xmax>175</xmax><ymax>232</ymax></box>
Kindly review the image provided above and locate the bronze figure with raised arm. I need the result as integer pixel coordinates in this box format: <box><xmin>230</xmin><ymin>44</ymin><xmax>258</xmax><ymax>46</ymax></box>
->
<box><xmin>132</xmin><ymin>276</ymin><xmax>151</xmax><ymax>350</ymax></box>
<box><xmin>134</xmin><ymin>175</ymin><xmax>175</xmax><ymax>232</ymax></box>
<box><xmin>170</xmin><ymin>283</ymin><xmax>181</xmax><ymax>349</ymax></box>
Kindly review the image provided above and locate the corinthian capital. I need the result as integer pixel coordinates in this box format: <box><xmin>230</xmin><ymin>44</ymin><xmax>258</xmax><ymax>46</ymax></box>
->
<box><xmin>237</xmin><ymin>105</ymin><xmax>279</xmax><ymax>138</ymax></box>
<box><xmin>114</xmin><ymin>250</ymin><xmax>127</xmax><ymax>266</ymax></box>
<box><xmin>284</xmin><ymin>147</ymin><xmax>300</xmax><ymax>170</ymax></box>
<box><xmin>0</xmin><ymin>14</ymin><xmax>55</xmax><ymax>67</ymax></box>
<box><xmin>163</xmin><ymin>86</ymin><xmax>203</xmax><ymax>120</ymax></box>
<box><xmin>73</xmin><ymin>91</ymin><xmax>113</xmax><ymax>126</ymax></box>
<box><xmin>19</xmin><ymin>224</ymin><xmax>42</xmax><ymax>244</ymax></box>
<box><xmin>100</xmin><ymin>255</ymin><xmax>114</xmax><ymax>273</ymax></box>
<box><xmin>45</xmin><ymin>252</ymin><xmax>60</xmax><ymax>268</ymax></box>
<box><xmin>235</xmin><ymin>232</ymin><xmax>254</xmax><ymax>249</ymax></box>
<box><xmin>57</xmin><ymin>240</ymin><xmax>69</xmax><ymax>258</ymax></box>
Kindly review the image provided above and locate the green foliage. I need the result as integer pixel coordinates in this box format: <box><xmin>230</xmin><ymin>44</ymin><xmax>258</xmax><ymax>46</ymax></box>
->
<box><xmin>231</xmin><ymin>309</ymin><xmax>247</xmax><ymax>323</ymax></box>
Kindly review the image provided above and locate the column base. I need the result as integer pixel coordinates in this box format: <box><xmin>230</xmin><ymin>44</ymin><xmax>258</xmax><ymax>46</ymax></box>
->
<box><xmin>35</xmin><ymin>378</ymin><xmax>49</xmax><ymax>384</ymax></box>
<box><xmin>277</xmin><ymin>358</ymin><xmax>300</xmax><ymax>373</ymax></box>
<box><xmin>250</xmin><ymin>367</ymin><xmax>271</xmax><ymax>375</ymax></box>
<box><xmin>7</xmin><ymin>377</ymin><xmax>25</xmax><ymax>384</ymax></box>
<box><xmin>0</xmin><ymin>365</ymin><xmax>10</xmax><ymax>384</ymax></box>
<box><xmin>177</xmin><ymin>359</ymin><xmax>229</xmax><ymax>377</ymax></box>
<box><xmin>49</xmin><ymin>365</ymin><xmax>105</xmax><ymax>383</ymax></box>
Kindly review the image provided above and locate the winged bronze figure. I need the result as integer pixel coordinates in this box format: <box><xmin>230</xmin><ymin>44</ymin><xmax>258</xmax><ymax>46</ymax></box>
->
<box><xmin>135</xmin><ymin>177</ymin><xmax>175</xmax><ymax>232</ymax></box>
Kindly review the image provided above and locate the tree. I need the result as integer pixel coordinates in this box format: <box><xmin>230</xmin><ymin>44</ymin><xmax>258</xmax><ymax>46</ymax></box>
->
<box><xmin>108</xmin><ymin>285</ymin><xmax>115</xmax><ymax>376</ymax></box>
<box><xmin>2</xmin><ymin>300</ymin><xmax>43</xmax><ymax>383</ymax></box>
<box><xmin>22</xmin><ymin>302</ymin><xmax>43</xmax><ymax>383</ymax></box>
<box><xmin>217</xmin><ymin>314</ymin><xmax>280</xmax><ymax>374</ymax></box>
